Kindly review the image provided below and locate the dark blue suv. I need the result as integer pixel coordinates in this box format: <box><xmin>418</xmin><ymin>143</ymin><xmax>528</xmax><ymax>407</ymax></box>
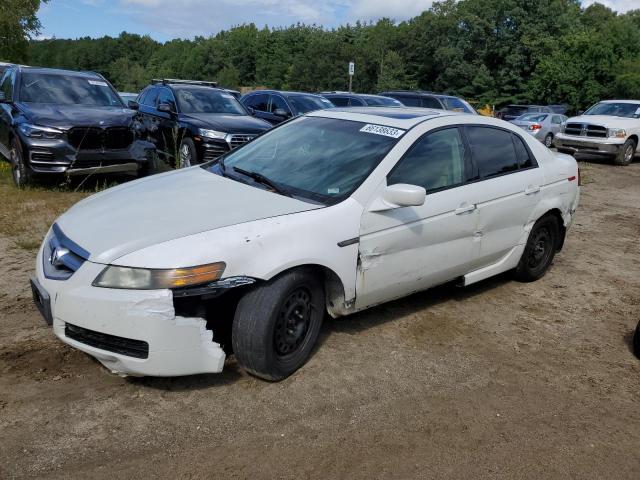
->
<box><xmin>240</xmin><ymin>90</ymin><xmax>334</xmax><ymax>125</ymax></box>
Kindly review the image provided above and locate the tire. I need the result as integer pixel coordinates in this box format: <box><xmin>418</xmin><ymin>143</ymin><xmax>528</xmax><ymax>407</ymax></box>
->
<box><xmin>614</xmin><ymin>138</ymin><xmax>636</xmax><ymax>166</ymax></box>
<box><xmin>9</xmin><ymin>137</ymin><xmax>31</xmax><ymax>188</ymax></box>
<box><xmin>232</xmin><ymin>268</ymin><xmax>324</xmax><ymax>381</ymax></box>
<box><xmin>178</xmin><ymin>138</ymin><xmax>198</xmax><ymax>168</ymax></box>
<box><xmin>514</xmin><ymin>214</ymin><xmax>560</xmax><ymax>282</ymax></box>
<box><xmin>634</xmin><ymin>321</ymin><xmax>640</xmax><ymax>360</ymax></box>
<box><xmin>544</xmin><ymin>133</ymin><xmax>553</xmax><ymax>148</ymax></box>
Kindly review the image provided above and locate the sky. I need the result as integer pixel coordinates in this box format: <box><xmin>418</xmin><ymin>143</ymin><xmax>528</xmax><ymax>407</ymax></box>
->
<box><xmin>36</xmin><ymin>0</ymin><xmax>639</xmax><ymax>42</ymax></box>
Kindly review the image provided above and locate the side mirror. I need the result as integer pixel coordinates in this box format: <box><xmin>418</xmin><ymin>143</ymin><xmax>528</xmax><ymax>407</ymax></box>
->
<box><xmin>158</xmin><ymin>103</ymin><xmax>176</xmax><ymax>115</ymax></box>
<box><xmin>246</xmin><ymin>106</ymin><xmax>255</xmax><ymax>116</ymax></box>
<box><xmin>577</xmin><ymin>110</ymin><xmax>584</xmax><ymax>116</ymax></box>
<box><xmin>274</xmin><ymin>108</ymin><xmax>291</xmax><ymax>118</ymax></box>
<box><xmin>369</xmin><ymin>184</ymin><xmax>426</xmax><ymax>212</ymax></box>
<box><xmin>127</xmin><ymin>100</ymin><xmax>139</xmax><ymax>110</ymax></box>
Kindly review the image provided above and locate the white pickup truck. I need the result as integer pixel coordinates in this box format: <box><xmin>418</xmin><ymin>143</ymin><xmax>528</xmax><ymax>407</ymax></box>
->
<box><xmin>554</xmin><ymin>100</ymin><xmax>640</xmax><ymax>166</ymax></box>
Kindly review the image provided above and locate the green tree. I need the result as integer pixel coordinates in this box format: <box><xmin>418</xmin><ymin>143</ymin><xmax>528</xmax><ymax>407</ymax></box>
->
<box><xmin>0</xmin><ymin>0</ymin><xmax>47</xmax><ymax>62</ymax></box>
<box><xmin>216</xmin><ymin>64</ymin><xmax>241</xmax><ymax>89</ymax></box>
<box><xmin>376</xmin><ymin>50</ymin><xmax>411</xmax><ymax>91</ymax></box>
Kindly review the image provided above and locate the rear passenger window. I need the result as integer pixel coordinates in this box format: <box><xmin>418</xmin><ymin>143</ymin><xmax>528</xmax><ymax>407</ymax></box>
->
<box><xmin>465</xmin><ymin>126</ymin><xmax>519</xmax><ymax>178</ymax></box>
<box><xmin>421</xmin><ymin>96</ymin><xmax>442</xmax><ymax>109</ymax></box>
<box><xmin>400</xmin><ymin>96</ymin><xmax>421</xmax><ymax>107</ymax></box>
<box><xmin>246</xmin><ymin>94</ymin><xmax>269</xmax><ymax>112</ymax></box>
<box><xmin>329</xmin><ymin>97</ymin><xmax>349</xmax><ymax>107</ymax></box>
<box><xmin>388</xmin><ymin>128</ymin><xmax>466</xmax><ymax>192</ymax></box>
<box><xmin>512</xmin><ymin>134</ymin><xmax>535</xmax><ymax>168</ymax></box>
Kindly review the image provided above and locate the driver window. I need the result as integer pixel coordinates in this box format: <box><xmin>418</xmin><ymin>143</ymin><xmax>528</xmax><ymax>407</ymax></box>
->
<box><xmin>157</xmin><ymin>88</ymin><xmax>177</xmax><ymax>111</ymax></box>
<box><xmin>388</xmin><ymin>128</ymin><xmax>466</xmax><ymax>193</ymax></box>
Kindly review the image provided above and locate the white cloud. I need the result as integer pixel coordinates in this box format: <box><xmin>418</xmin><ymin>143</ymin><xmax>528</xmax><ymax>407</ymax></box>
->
<box><xmin>582</xmin><ymin>0</ymin><xmax>639</xmax><ymax>12</ymax></box>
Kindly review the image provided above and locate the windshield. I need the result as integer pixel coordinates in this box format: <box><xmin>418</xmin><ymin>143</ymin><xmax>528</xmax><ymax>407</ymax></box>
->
<box><xmin>288</xmin><ymin>95</ymin><xmax>334</xmax><ymax>114</ymax></box>
<box><xmin>584</xmin><ymin>102</ymin><xmax>640</xmax><ymax>118</ymax></box>
<box><xmin>19</xmin><ymin>72</ymin><xmax>123</xmax><ymax>107</ymax></box>
<box><xmin>518</xmin><ymin>113</ymin><xmax>548</xmax><ymax>122</ymax></box>
<box><xmin>442</xmin><ymin>97</ymin><xmax>475</xmax><ymax>113</ymax></box>
<box><xmin>364</xmin><ymin>96</ymin><xmax>403</xmax><ymax>107</ymax></box>
<box><xmin>175</xmin><ymin>87</ymin><xmax>246</xmax><ymax>114</ymax></box>
<box><xmin>207</xmin><ymin>116</ymin><xmax>401</xmax><ymax>204</ymax></box>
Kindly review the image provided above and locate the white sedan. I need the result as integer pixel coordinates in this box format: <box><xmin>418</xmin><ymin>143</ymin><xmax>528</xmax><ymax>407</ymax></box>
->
<box><xmin>31</xmin><ymin>107</ymin><xmax>580</xmax><ymax>380</ymax></box>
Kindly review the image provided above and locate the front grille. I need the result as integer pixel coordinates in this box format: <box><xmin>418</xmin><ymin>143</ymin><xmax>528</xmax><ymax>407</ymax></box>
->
<box><xmin>228</xmin><ymin>134</ymin><xmax>256</xmax><ymax>149</ymax></box>
<box><xmin>42</xmin><ymin>223</ymin><xmax>89</xmax><ymax>280</ymax></box>
<box><xmin>67</xmin><ymin>127</ymin><xmax>134</xmax><ymax>151</ymax></box>
<box><xmin>65</xmin><ymin>323</ymin><xmax>149</xmax><ymax>359</ymax></box>
<box><xmin>564</xmin><ymin>123</ymin><xmax>607</xmax><ymax>138</ymax></box>
<box><xmin>203</xmin><ymin>143</ymin><xmax>229</xmax><ymax>162</ymax></box>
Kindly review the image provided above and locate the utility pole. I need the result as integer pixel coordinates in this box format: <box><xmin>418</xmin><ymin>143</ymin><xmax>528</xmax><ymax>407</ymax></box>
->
<box><xmin>348</xmin><ymin>61</ymin><xmax>355</xmax><ymax>93</ymax></box>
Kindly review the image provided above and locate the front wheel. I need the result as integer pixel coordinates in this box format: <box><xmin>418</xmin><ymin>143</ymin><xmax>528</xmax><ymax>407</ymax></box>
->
<box><xmin>10</xmin><ymin>137</ymin><xmax>31</xmax><ymax>188</ymax></box>
<box><xmin>514</xmin><ymin>214</ymin><xmax>560</xmax><ymax>282</ymax></box>
<box><xmin>232</xmin><ymin>268</ymin><xmax>324</xmax><ymax>381</ymax></box>
<box><xmin>178</xmin><ymin>138</ymin><xmax>198</xmax><ymax>168</ymax></box>
<box><xmin>614</xmin><ymin>138</ymin><xmax>636</xmax><ymax>166</ymax></box>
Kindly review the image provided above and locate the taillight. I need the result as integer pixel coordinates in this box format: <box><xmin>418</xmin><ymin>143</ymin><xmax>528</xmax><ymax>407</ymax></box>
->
<box><xmin>528</xmin><ymin>123</ymin><xmax>542</xmax><ymax>131</ymax></box>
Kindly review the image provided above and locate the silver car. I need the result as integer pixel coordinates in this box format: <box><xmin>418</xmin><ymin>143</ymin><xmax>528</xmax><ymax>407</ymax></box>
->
<box><xmin>510</xmin><ymin>113</ymin><xmax>567</xmax><ymax>147</ymax></box>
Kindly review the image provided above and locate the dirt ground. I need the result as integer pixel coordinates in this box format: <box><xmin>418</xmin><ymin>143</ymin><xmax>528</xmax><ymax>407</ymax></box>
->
<box><xmin>0</xmin><ymin>159</ymin><xmax>639</xmax><ymax>479</ymax></box>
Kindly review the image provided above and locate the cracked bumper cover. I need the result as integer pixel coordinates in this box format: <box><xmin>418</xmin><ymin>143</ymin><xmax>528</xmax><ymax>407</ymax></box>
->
<box><xmin>36</xmin><ymin>250</ymin><xmax>225</xmax><ymax>377</ymax></box>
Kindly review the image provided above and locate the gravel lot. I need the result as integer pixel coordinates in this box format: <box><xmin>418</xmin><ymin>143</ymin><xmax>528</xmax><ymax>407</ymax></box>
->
<box><xmin>0</xmin><ymin>160</ymin><xmax>639</xmax><ymax>479</ymax></box>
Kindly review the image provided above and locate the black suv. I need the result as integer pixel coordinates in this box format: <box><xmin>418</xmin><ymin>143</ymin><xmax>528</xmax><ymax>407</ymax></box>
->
<box><xmin>320</xmin><ymin>92</ymin><xmax>403</xmax><ymax>107</ymax></box>
<box><xmin>134</xmin><ymin>79</ymin><xmax>271</xmax><ymax>167</ymax></box>
<box><xmin>379</xmin><ymin>90</ymin><xmax>477</xmax><ymax>114</ymax></box>
<box><xmin>240</xmin><ymin>90</ymin><xmax>334</xmax><ymax>125</ymax></box>
<box><xmin>0</xmin><ymin>66</ymin><xmax>157</xmax><ymax>187</ymax></box>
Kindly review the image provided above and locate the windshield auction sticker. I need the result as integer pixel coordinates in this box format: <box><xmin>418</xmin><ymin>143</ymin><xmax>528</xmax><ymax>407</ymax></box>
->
<box><xmin>88</xmin><ymin>80</ymin><xmax>108</xmax><ymax>87</ymax></box>
<box><xmin>360</xmin><ymin>124</ymin><xmax>405</xmax><ymax>138</ymax></box>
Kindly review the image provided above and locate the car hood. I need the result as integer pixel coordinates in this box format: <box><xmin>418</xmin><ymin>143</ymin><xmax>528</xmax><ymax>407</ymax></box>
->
<box><xmin>181</xmin><ymin>113</ymin><xmax>271</xmax><ymax>133</ymax></box>
<box><xmin>18</xmin><ymin>103</ymin><xmax>134</xmax><ymax>129</ymax></box>
<box><xmin>56</xmin><ymin>167</ymin><xmax>320</xmax><ymax>264</ymax></box>
<box><xmin>566</xmin><ymin>115</ymin><xmax>638</xmax><ymax>128</ymax></box>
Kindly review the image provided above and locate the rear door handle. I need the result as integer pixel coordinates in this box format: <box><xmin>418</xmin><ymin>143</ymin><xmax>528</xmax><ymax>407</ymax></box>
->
<box><xmin>525</xmin><ymin>185</ymin><xmax>541</xmax><ymax>195</ymax></box>
<box><xmin>455</xmin><ymin>204</ymin><xmax>476</xmax><ymax>215</ymax></box>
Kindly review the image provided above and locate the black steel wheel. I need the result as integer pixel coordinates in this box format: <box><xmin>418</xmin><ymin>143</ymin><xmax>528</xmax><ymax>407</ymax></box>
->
<box><xmin>514</xmin><ymin>214</ymin><xmax>560</xmax><ymax>282</ymax></box>
<box><xmin>232</xmin><ymin>268</ymin><xmax>324</xmax><ymax>381</ymax></box>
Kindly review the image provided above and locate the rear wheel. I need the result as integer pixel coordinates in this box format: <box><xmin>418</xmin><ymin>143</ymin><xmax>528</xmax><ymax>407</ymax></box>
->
<box><xmin>232</xmin><ymin>268</ymin><xmax>324</xmax><ymax>381</ymax></box>
<box><xmin>614</xmin><ymin>138</ymin><xmax>635</xmax><ymax>166</ymax></box>
<box><xmin>10</xmin><ymin>138</ymin><xmax>31</xmax><ymax>188</ymax></box>
<box><xmin>544</xmin><ymin>133</ymin><xmax>553</xmax><ymax>148</ymax></box>
<box><xmin>514</xmin><ymin>214</ymin><xmax>560</xmax><ymax>282</ymax></box>
<box><xmin>178</xmin><ymin>138</ymin><xmax>198</xmax><ymax>168</ymax></box>
<box><xmin>634</xmin><ymin>321</ymin><xmax>640</xmax><ymax>359</ymax></box>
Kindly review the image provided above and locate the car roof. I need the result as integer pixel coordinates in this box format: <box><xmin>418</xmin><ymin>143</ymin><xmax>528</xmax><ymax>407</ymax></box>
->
<box><xmin>600</xmin><ymin>99</ymin><xmax>640</xmax><ymax>104</ymax></box>
<box><xmin>381</xmin><ymin>90</ymin><xmax>453</xmax><ymax>98</ymax></box>
<box><xmin>247</xmin><ymin>90</ymin><xmax>325</xmax><ymax>98</ymax></box>
<box><xmin>308</xmin><ymin>107</ymin><xmax>461</xmax><ymax>129</ymax></box>
<box><xmin>16</xmin><ymin>66</ymin><xmax>104</xmax><ymax>79</ymax></box>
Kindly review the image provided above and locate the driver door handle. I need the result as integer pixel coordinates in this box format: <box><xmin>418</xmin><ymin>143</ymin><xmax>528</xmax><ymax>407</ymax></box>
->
<box><xmin>525</xmin><ymin>185</ymin><xmax>541</xmax><ymax>195</ymax></box>
<box><xmin>455</xmin><ymin>204</ymin><xmax>476</xmax><ymax>215</ymax></box>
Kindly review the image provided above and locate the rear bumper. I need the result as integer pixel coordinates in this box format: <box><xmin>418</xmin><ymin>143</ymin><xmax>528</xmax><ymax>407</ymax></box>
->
<box><xmin>554</xmin><ymin>134</ymin><xmax>623</xmax><ymax>156</ymax></box>
<box><xmin>35</xmin><ymin>247</ymin><xmax>226</xmax><ymax>377</ymax></box>
<box><xmin>21</xmin><ymin>133</ymin><xmax>157</xmax><ymax>175</ymax></box>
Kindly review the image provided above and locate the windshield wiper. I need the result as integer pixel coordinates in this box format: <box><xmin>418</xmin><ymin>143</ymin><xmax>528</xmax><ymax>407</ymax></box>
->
<box><xmin>232</xmin><ymin>166</ymin><xmax>291</xmax><ymax>197</ymax></box>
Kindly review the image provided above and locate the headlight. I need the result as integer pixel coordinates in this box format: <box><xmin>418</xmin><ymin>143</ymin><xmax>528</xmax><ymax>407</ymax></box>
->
<box><xmin>93</xmin><ymin>262</ymin><xmax>226</xmax><ymax>289</ymax></box>
<box><xmin>198</xmin><ymin>128</ymin><xmax>227</xmax><ymax>140</ymax></box>
<box><xmin>608</xmin><ymin>128</ymin><xmax>626</xmax><ymax>138</ymax></box>
<box><xmin>560</xmin><ymin>123</ymin><xmax>566</xmax><ymax>133</ymax></box>
<box><xmin>19</xmin><ymin>123</ymin><xmax>64</xmax><ymax>139</ymax></box>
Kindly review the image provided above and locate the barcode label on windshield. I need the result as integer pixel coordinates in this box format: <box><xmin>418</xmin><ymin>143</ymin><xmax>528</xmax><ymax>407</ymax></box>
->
<box><xmin>88</xmin><ymin>80</ymin><xmax>108</xmax><ymax>87</ymax></box>
<box><xmin>360</xmin><ymin>124</ymin><xmax>405</xmax><ymax>138</ymax></box>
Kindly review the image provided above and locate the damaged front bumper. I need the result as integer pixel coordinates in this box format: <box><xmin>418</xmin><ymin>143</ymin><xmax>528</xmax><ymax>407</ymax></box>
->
<box><xmin>35</xmin><ymin>250</ymin><xmax>226</xmax><ymax>377</ymax></box>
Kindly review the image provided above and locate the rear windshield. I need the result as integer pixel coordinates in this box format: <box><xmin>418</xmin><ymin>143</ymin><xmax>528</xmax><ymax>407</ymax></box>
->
<box><xmin>519</xmin><ymin>113</ymin><xmax>548</xmax><ymax>122</ymax></box>
<box><xmin>19</xmin><ymin>72</ymin><xmax>123</xmax><ymax>107</ymax></box>
<box><xmin>288</xmin><ymin>95</ymin><xmax>334</xmax><ymax>114</ymax></box>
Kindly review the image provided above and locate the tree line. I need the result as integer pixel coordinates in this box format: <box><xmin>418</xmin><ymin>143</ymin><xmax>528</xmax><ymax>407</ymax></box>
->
<box><xmin>4</xmin><ymin>0</ymin><xmax>640</xmax><ymax>111</ymax></box>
